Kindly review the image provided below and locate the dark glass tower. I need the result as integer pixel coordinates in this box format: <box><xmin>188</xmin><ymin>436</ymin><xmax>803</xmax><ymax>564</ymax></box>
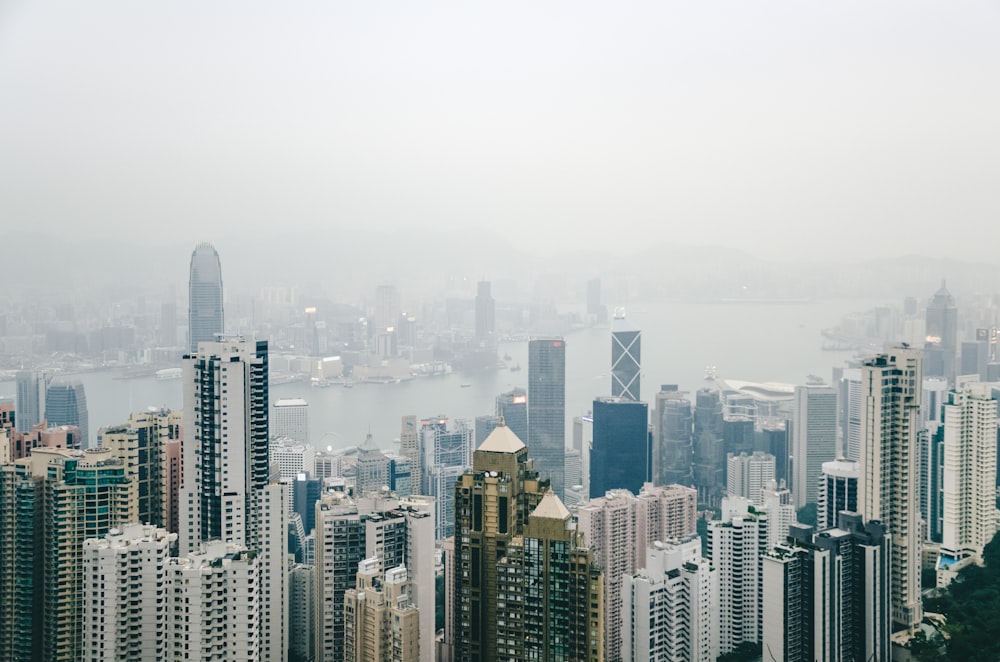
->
<box><xmin>611</xmin><ymin>311</ymin><xmax>641</xmax><ymax>401</ymax></box>
<box><xmin>654</xmin><ymin>385</ymin><xmax>693</xmax><ymax>486</ymax></box>
<box><xmin>924</xmin><ymin>281</ymin><xmax>958</xmax><ymax>381</ymax></box>
<box><xmin>496</xmin><ymin>387</ymin><xmax>528</xmax><ymax>444</ymax></box>
<box><xmin>188</xmin><ymin>243</ymin><xmax>224</xmax><ymax>352</ymax></box>
<box><xmin>589</xmin><ymin>396</ymin><xmax>650</xmax><ymax>497</ymax></box>
<box><xmin>43</xmin><ymin>377</ymin><xmax>88</xmax><ymax>446</ymax></box>
<box><xmin>528</xmin><ymin>338</ymin><xmax>566</xmax><ymax>497</ymax></box>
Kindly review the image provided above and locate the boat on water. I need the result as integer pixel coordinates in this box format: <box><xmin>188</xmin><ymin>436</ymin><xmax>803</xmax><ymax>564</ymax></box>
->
<box><xmin>460</xmin><ymin>383</ymin><xmax>472</xmax><ymax>388</ymax></box>
<box><xmin>510</xmin><ymin>363</ymin><xmax>521</xmax><ymax>372</ymax></box>
<box><xmin>155</xmin><ymin>368</ymin><xmax>183</xmax><ymax>380</ymax></box>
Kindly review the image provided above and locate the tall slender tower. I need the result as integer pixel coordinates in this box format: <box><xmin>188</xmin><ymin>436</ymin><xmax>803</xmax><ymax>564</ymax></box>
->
<box><xmin>528</xmin><ymin>337</ymin><xmax>566</xmax><ymax>497</ymax></box>
<box><xmin>14</xmin><ymin>371</ymin><xmax>46</xmax><ymax>433</ymax></box>
<box><xmin>859</xmin><ymin>347</ymin><xmax>922</xmax><ymax>630</ymax></box>
<box><xmin>188</xmin><ymin>242</ymin><xmax>224</xmax><ymax>352</ymax></box>
<box><xmin>474</xmin><ymin>280</ymin><xmax>495</xmax><ymax>342</ymax></box>
<box><xmin>611</xmin><ymin>310</ymin><xmax>641</xmax><ymax>401</ymax></box>
<box><xmin>792</xmin><ymin>383</ymin><xmax>837</xmax><ymax>509</ymax></box>
<box><xmin>44</xmin><ymin>377</ymin><xmax>89</xmax><ymax>447</ymax></box>
<box><xmin>924</xmin><ymin>281</ymin><xmax>958</xmax><ymax>381</ymax></box>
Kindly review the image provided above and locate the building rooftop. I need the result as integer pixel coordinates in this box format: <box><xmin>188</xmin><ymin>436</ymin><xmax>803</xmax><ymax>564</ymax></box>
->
<box><xmin>476</xmin><ymin>420</ymin><xmax>525</xmax><ymax>454</ymax></box>
<box><xmin>531</xmin><ymin>490</ymin><xmax>571</xmax><ymax>521</ymax></box>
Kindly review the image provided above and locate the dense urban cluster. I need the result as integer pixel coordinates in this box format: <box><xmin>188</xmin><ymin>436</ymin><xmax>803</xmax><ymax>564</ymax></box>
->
<box><xmin>0</xmin><ymin>244</ymin><xmax>998</xmax><ymax>662</ymax></box>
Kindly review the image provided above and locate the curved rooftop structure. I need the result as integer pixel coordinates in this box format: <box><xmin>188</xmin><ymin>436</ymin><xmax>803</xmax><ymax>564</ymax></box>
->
<box><xmin>717</xmin><ymin>379</ymin><xmax>796</xmax><ymax>402</ymax></box>
<box><xmin>189</xmin><ymin>242</ymin><xmax>224</xmax><ymax>352</ymax></box>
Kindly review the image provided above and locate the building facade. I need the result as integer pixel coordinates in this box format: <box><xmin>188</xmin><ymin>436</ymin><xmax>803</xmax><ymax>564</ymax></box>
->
<box><xmin>528</xmin><ymin>338</ymin><xmax>567</xmax><ymax>497</ymax></box>
<box><xmin>188</xmin><ymin>242</ymin><xmax>225</xmax><ymax>352</ymax></box>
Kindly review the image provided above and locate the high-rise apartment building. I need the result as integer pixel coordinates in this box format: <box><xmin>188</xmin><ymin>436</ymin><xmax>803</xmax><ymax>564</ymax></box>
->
<box><xmin>344</xmin><ymin>560</ymin><xmax>420</xmax><ymax>662</ymax></box>
<box><xmin>0</xmin><ymin>447</ymin><xmax>136</xmax><ymax>661</ymax></box>
<box><xmin>792</xmin><ymin>383</ymin><xmax>837</xmax><ymax>508</ymax></box>
<box><xmin>762</xmin><ymin>514</ymin><xmax>891</xmax><ymax>662</ymax></box>
<box><xmin>290</xmin><ymin>563</ymin><xmax>317</xmax><ymax>662</ymax></box>
<box><xmin>590</xmin><ymin>396</ymin><xmax>649</xmax><ymax>498</ymax></box>
<box><xmin>621</xmin><ymin>536</ymin><xmax>719</xmax><ymax>662</ymax></box>
<box><xmin>45</xmin><ymin>376</ymin><xmax>89</xmax><ymax>446</ymax></box>
<box><xmin>708</xmin><ymin>497</ymin><xmax>769</xmax><ymax>654</ymax></box>
<box><xmin>611</xmin><ymin>311</ymin><xmax>641</xmax><ymax>401</ymax></box>
<box><xmin>14</xmin><ymin>370</ymin><xmax>46</xmax><ymax>432</ymax></box>
<box><xmin>273</xmin><ymin>397</ymin><xmax>309</xmax><ymax>443</ymax></box>
<box><xmin>860</xmin><ymin>348</ymin><xmax>923</xmax><ymax>630</ymax></box>
<box><xmin>726</xmin><ymin>450</ymin><xmax>776</xmax><ymax>506</ymax></box>
<box><xmin>313</xmin><ymin>492</ymin><xmax>435</xmax><ymax>662</ymax></box>
<box><xmin>528</xmin><ymin>337</ymin><xmax>566</xmax><ymax>497</ymax></box>
<box><xmin>941</xmin><ymin>384</ymin><xmax>998</xmax><ymax>564</ymax></box>
<box><xmin>818</xmin><ymin>458</ymin><xmax>860</xmax><ymax>530</ymax></box>
<box><xmin>837</xmin><ymin>368</ymin><xmax>863</xmax><ymax>462</ymax></box>
<box><xmin>653</xmin><ymin>385</ymin><xmax>694</xmax><ymax>486</ymax></box>
<box><xmin>474</xmin><ymin>280</ymin><xmax>495</xmax><ymax>342</ymax></box>
<box><xmin>188</xmin><ymin>242</ymin><xmax>225</xmax><ymax>352</ymax></box>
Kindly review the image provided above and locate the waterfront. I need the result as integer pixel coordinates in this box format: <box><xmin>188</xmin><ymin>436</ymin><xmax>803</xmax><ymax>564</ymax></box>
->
<box><xmin>0</xmin><ymin>299</ymin><xmax>881</xmax><ymax>450</ymax></box>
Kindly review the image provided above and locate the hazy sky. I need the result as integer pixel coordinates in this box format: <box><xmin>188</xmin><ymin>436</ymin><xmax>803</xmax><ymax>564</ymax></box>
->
<box><xmin>2</xmin><ymin>1</ymin><xmax>998</xmax><ymax>260</ymax></box>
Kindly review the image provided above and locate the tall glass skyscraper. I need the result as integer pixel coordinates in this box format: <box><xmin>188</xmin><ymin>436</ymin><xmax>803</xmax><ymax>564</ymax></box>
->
<box><xmin>44</xmin><ymin>377</ymin><xmax>89</xmax><ymax>446</ymax></box>
<box><xmin>590</xmin><ymin>396</ymin><xmax>650</xmax><ymax>498</ymax></box>
<box><xmin>15</xmin><ymin>370</ymin><xmax>46</xmax><ymax>432</ymax></box>
<box><xmin>188</xmin><ymin>243</ymin><xmax>224</xmax><ymax>352</ymax></box>
<box><xmin>528</xmin><ymin>338</ymin><xmax>566</xmax><ymax>497</ymax></box>
<box><xmin>611</xmin><ymin>311</ymin><xmax>641</xmax><ymax>401</ymax></box>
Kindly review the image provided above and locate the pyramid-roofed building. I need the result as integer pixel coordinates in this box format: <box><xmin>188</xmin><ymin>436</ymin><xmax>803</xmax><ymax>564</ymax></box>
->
<box><xmin>476</xmin><ymin>418</ymin><xmax>525</xmax><ymax>454</ymax></box>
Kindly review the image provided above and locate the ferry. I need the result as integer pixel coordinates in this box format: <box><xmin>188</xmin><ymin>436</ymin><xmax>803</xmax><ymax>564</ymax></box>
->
<box><xmin>155</xmin><ymin>368</ymin><xmax>183</xmax><ymax>380</ymax></box>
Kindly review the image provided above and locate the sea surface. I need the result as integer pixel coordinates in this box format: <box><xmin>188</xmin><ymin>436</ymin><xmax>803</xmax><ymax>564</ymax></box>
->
<box><xmin>0</xmin><ymin>299</ymin><xmax>883</xmax><ymax>450</ymax></box>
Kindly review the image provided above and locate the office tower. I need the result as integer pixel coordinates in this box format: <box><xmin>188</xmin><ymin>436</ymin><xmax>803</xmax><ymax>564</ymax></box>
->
<box><xmin>653</xmin><ymin>385</ymin><xmax>694</xmax><ymax>486</ymax></box>
<box><xmin>0</xmin><ymin>447</ymin><xmax>136</xmax><ymax>661</ymax></box>
<box><xmin>621</xmin><ymin>536</ymin><xmax>719</xmax><ymax>662</ymax></box>
<box><xmin>82</xmin><ymin>524</ymin><xmax>174</xmax><ymax>661</ymax></box>
<box><xmin>451</xmin><ymin>422</ymin><xmax>549</xmax><ymax>661</ymax></box>
<box><xmin>273</xmin><ymin>397</ymin><xmax>309</xmax><ymax>443</ymax></box>
<box><xmin>708</xmin><ymin>497</ymin><xmax>768</xmax><ymax>654</ymax></box>
<box><xmin>762</xmin><ymin>514</ymin><xmax>891</xmax><ymax>662</ymax></box>
<box><xmin>101</xmin><ymin>408</ymin><xmax>181</xmax><ymax>529</ymax></box>
<box><xmin>419</xmin><ymin>417</ymin><xmax>473</xmax><ymax>539</ymax></box>
<box><xmin>758</xmin><ymin>416</ymin><xmax>790</xmax><ymax>484</ymax></box>
<box><xmin>161</xmin><ymin>299</ymin><xmax>178</xmax><ymax>346</ymax></box>
<box><xmin>355</xmin><ymin>432</ymin><xmax>391</xmax><ymax>495</ymax></box>
<box><xmin>474</xmin><ymin>414</ymin><xmax>500</xmax><ymax>447</ymax></box>
<box><xmin>314</xmin><ymin>451</ymin><xmax>340</xmax><ymax>480</ymax></box>
<box><xmin>313</xmin><ymin>492</ymin><xmax>435</xmax><ymax>662</ymax></box>
<box><xmin>290</xmin><ymin>564</ymin><xmax>316</xmax><ymax>662</ymax></box>
<box><xmin>400</xmin><ymin>415</ymin><xmax>421</xmax><ymax>494</ymax></box>
<box><xmin>727</xmin><ymin>451</ymin><xmax>776</xmax><ymax>506</ymax></box>
<box><xmin>961</xmin><ymin>339</ymin><xmax>989</xmax><ymax>379</ymax></box>
<box><xmin>586</xmin><ymin>277</ymin><xmax>606</xmax><ymax>323</ymax></box>
<box><xmin>572</xmin><ymin>412</ymin><xmax>593</xmax><ymax>496</ymax></box>
<box><xmin>590</xmin><ymin>396</ymin><xmax>649</xmax><ymax>498</ymax></box>
<box><xmin>188</xmin><ymin>242</ymin><xmax>224</xmax><ymax>351</ymax></box>
<box><xmin>344</xmin><ymin>561</ymin><xmax>420</xmax><ymax>662</ymax></box>
<box><xmin>693</xmin><ymin>388</ymin><xmax>725</xmax><ymax>507</ymax></box>
<box><xmin>493</xmin><ymin>492</ymin><xmax>604</xmax><ymax>662</ymax></box>
<box><xmin>44</xmin><ymin>376</ymin><xmax>89</xmax><ymax>446</ymax></box>
<box><xmin>611</xmin><ymin>311</ymin><xmax>641</xmax><ymax>401</ymax></box>
<box><xmin>496</xmin><ymin>387</ymin><xmax>529</xmax><ymax>444</ymax></box>
<box><xmin>818</xmin><ymin>458</ymin><xmax>860</xmax><ymax>530</ymax></box>
<box><xmin>860</xmin><ymin>348</ymin><xmax>923</xmax><ymax>630</ymax></box>
<box><xmin>166</xmin><ymin>541</ymin><xmax>262</xmax><ymax>661</ymax></box>
<box><xmin>792</xmin><ymin>383</ymin><xmax>837</xmax><ymax>509</ymax></box>
<box><xmin>474</xmin><ymin>280</ymin><xmax>495</xmax><ymax>342</ymax></box>
<box><xmin>270</xmin><ymin>437</ymin><xmax>316</xmax><ymax>480</ymax></box>
<box><xmin>838</xmin><ymin>368</ymin><xmax>863</xmax><ymax>461</ymax></box>
<box><xmin>528</xmin><ymin>337</ymin><xmax>567</xmax><ymax>497</ymax></box>
<box><xmin>924</xmin><ymin>281</ymin><xmax>958</xmax><ymax>381</ymax></box>
<box><xmin>374</xmin><ymin>284</ymin><xmax>400</xmax><ymax>334</ymax></box>
<box><xmin>722</xmin><ymin>415</ymin><xmax>755</xmax><ymax>458</ymax></box>
<box><xmin>563</xmin><ymin>447</ymin><xmax>582</xmax><ymax>492</ymax></box>
<box><xmin>922</xmin><ymin>376</ymin><xmax>949</xmax><ymax>433</ymax></box>
<box><xmin>941</xmin><ymin>385</ymin><xmax>998</xmax><ymax>564</ymax></box>
<box><xmin>388</xmin><ymin>453</ymin><xmax>413</xmax><ymax>497</ymax></box>
<box><xmin>14</xmin><ymin>370</ymin><xmax>45</xmax><ymax>432</ymax></box>
<box><xmin>180</xmin><ymin>337</ymin><xmax>269</xmax><ymax>554</ymax></box>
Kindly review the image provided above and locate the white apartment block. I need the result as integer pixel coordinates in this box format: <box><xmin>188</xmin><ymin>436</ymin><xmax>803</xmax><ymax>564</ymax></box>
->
<box><xmin>726</xmin><ymin>451</ymin><xmax>776</xmax><ymax>506</ymax></box>
<box><xmin>942</xmin><ymin>384</ymin><xmax>999</xmax><ymax>563</ymax></box>
<box><xmin>621</xmin><ymin>536</ymin><xmax>719</xmax><ymax>662</ymax></box>
<box><xmin>760</xmin><ymin>479</ymin><xmax>797</xmax><ymax>550</ymax></box>
<box><xmin>83</xmin><ymin>524</ymin><xmax>175</xmax><ymax>661</ymax></box>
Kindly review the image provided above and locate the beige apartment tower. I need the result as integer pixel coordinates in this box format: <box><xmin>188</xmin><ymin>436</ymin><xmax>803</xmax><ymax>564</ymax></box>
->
<box><xmin>344</xmin><ymin>559</ymin><xmax>420</xmax><ymax>662</ymax></box>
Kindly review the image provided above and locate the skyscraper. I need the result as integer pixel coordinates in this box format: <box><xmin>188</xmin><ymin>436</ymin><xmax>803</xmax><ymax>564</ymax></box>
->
<box><xmin>860</xmin><ymin>347</ymin><xmax>923</xmax><ymax>630</ymax></box>
<box><xmin>589</xmin><ymin>396</ymin><xmax>650</xmax><ymax>498</ymax></box>
<box><xmin>188</xmin><ymin>242</ymin><xmax>224</xmax><ymax>352</ymax></box>
<box><xmin>611</xmin><ymin>311</ymin><xmax>641</xmax><ymax>401</ymax></box>
<box><xmin>474</xmin><ymin>280</ymin><xmax>495</xmax><ymax>342</ymax></box>
<box><xmin>418</xmin><ymin>416</ymin><xmax>473</xmax><ymax>539</ymax></box>
<box><xmin>726</xmin><ymin>451</ymin><xmax>776</xmax><ymax>506</ymax></box>
<box><xmin>924</xmin><ymin>281</ymin><xmax>958</xmax><ymax>381</ymax></box>
<box><xmin>818</xmin><ymin>458</ymin><xmax>859</xmax><ymax>530</ymax></box>
<box><xmin>693</xmin><ymin>388</ymin><xmax>725</xmax><ymax>507</ymax></box>
<box><xmin>653</xmin><ymin>385</ymin><xmax>694</xmax><ymax>486</ymax></box>
<box><xmin>44</xmin><ymin>376</ymin><xmax>89</xmax><ymax>447</ymax></box>
<box><xmin>528</xmin><ymin>337</ymin><xmax>566</xmax><ymax>497</ymax></box>
<box><xmin>496</xmin><ymin>387</ymin><xmax>528</xmax><ymax>443</ymax></box>
<box><xmin>273</xmin><ymin>397</ymin><xmax>309</xmax><ymax>443</ymax></box>
<box><xmin>792</xmin><ymin>383</ymin><xmax>837</xmax><ymax>509</ymax></box>
<box><xmin>14</xmin><ymin>370</ymin><xmax>46</xmax><ymax>433</ymax></box>
<box><xmin>941</xmin><ymin>384</ymin><xmax>998</xmax><ymax>565</ymax></box>
<box><xmin>344</xmin><ymin>561</ymin><xmax>420</xmax><ymax>662</ymax></box>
